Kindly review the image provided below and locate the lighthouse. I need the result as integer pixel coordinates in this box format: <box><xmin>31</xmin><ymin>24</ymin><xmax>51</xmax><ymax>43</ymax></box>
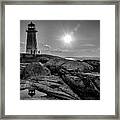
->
<box><xmin>26</xmin><ymin>22</ymin><xmax>38</xmax><ymax>54</ymax></box>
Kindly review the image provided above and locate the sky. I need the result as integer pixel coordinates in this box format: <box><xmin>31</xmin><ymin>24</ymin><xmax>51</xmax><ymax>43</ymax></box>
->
<box><xmin>20</xmin><ymin>20</ymin><xmax>100</xmax><ymax>57</ymax></box>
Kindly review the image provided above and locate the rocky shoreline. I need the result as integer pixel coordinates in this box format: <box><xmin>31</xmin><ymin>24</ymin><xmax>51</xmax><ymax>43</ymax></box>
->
<box><xmin>20</xmin><ymin>53</ymin><xmax>100</xmax><ymax>100</ymax></box>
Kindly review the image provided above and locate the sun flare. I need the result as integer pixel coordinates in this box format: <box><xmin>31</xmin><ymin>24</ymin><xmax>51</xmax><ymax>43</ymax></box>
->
<box><xmin>63</xmin><ymin>34</ymin><xmax>72</xmax><ymax>44</ymax></box>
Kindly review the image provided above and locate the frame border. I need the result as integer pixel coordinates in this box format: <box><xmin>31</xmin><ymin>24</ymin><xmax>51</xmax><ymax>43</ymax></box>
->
<box><xmin>0</xmin><ymin>0</ymin><xmax>119</xmax><ymax>119</ymax></box>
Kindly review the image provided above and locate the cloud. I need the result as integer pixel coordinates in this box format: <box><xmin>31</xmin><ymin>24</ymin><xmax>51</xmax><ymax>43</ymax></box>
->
<box><xmin>80</xmin><ymin>44</ymin><xmax>96</xmax><ymax>47</ymax></box>
<box><xmin>74</xmin><ymin>24</ymin><xmax>80</xmax><ymax>32</ymax></box>
<box><xmin>50</xmin><ymin>48</ymin><xmax>76</xmax><ymax>54</ymax></box>
<box><xmin>71</xmin><ymin>24</ymin><xmax>80</xmax><ymax>35</ymax></box>
<box><xmin>20</xmin><ymin>42</ymin><xmax>25</xmax><ymax>52</ymax></box>
<box><xmin>50</xmin><ymin>49</ymin><xmax>63</xmax><ymax>53</ymax></box>
<box><xmin>42</xmin><ymin>44</ymin><xmax>63</xmax><ymax>53</ymax></box>
<box><xmin>42</xmin><ymin>44</ymin><xmax>80</xmax><ymax>54</ymax></box>
<box><xmin>81</xmin><ymin>47</ymin><xmax>100</xmax><ymax>53</ymax></box>
<box><xmin>42</xmin><ymin>44</ymin><xmax>70</xmax><ymax>53</ymax></box>
<box><xmin>43</xmin><ymin>44</ymin><xmax>51</xmax><ymax>48</ymax></box>
<box><xmin>42</xmin><ymin>44</ymin><xmax>51</xmax><ymax>51</ymax></box>
<box><xmin>20</xmin><ymin>42</ymin><xmax>25</xmax><ymax>46</ymax></box>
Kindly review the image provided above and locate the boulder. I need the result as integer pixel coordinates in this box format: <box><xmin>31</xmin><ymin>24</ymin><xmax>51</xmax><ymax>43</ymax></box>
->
<box><xmin>37</xmin><ymin>56</ymin><xmax>50</xmax><ymax>63</ymax></box>
<box><xmin>31</xmin><ymin>75</ymin><xmax>80</xmax><ymax>99</ymax></box>
<box><xmin>44</xmin><ymin>57</ymin><xmax>67</xmax><ymax>75</ymax></box>
<box><xmin>61</xmin><ymin>61</ymin><xmax>94</xmax><ymax>73</ymax></box>
<box><xmin>45</xmin><ymin>58</ymin><xmax>94</xmax><ymax>75</ymax></box>
<box><xmin>58</xmin><ymin>69</ymin><xmax>100</xmax><ymax>100</ymax></box>
<box><xmin>83</xmin><ymin>60</ymin><xmax>100</xmax><ymax>73</ymax></box>
<box><xmin>45</xmin><ymin>57</ymin><xmax>66</xmax><ymax>67</ymax></box>
<box><xmin>21</xmin><ymin>62</ymin><xmax>51</xmax><ymax>79</ymax></box>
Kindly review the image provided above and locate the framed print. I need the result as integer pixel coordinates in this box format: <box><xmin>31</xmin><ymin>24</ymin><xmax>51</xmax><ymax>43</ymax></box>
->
<box><xmin>0</xmin><ymin>0</ymin><xmax>119</xmax><ymax>119</ymax></box>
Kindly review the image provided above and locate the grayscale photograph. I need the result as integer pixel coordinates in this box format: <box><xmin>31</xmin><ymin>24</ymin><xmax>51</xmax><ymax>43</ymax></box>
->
<box><xmin>20</xmin><ymin>20</ymin><xmax>100</xmax><ymax>100</ymax></box>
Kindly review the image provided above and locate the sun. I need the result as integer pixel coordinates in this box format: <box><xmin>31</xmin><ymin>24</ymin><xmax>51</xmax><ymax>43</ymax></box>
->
<box><xmin>63</xmin><ymin>34</ymin><xmax>72</xmax><ymax>44</ymax></box>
